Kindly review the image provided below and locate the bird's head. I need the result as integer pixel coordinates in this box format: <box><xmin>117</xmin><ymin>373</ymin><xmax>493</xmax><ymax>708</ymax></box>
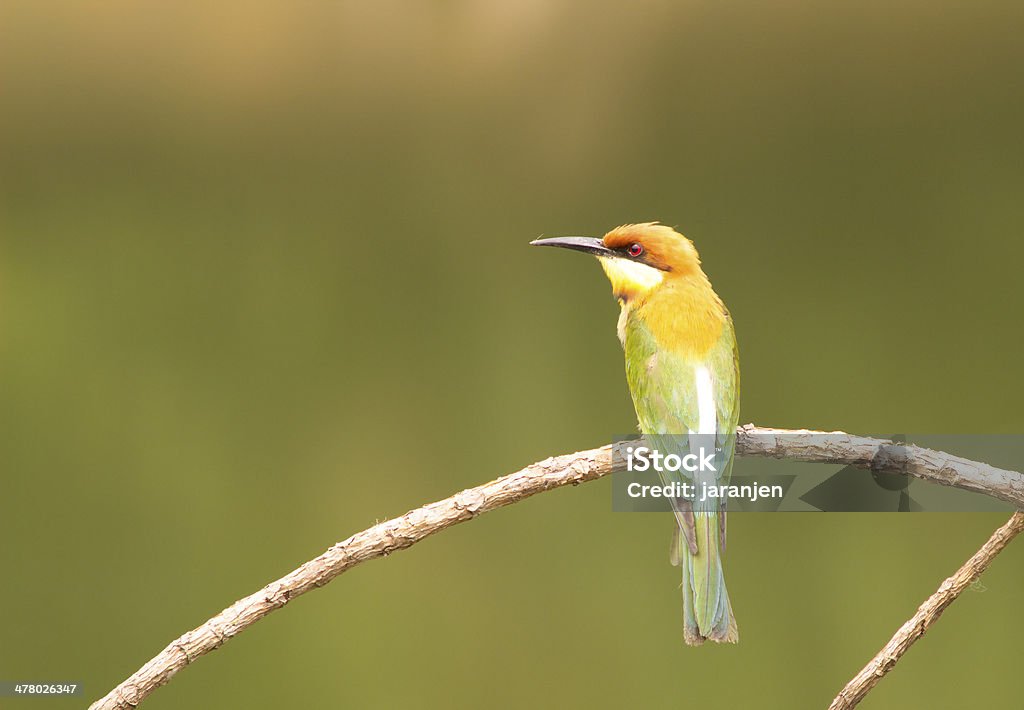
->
<box><xmin>531</xmin><ymin>222</ymin><xmax>702</xmax><ymax>302</ymax></box>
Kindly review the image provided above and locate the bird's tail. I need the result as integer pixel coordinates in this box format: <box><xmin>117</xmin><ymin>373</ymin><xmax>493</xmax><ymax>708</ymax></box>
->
<box><xmin>672</xmin><ymin>512</ymin><xmax>738</xmax><ymax>645</ymax></box>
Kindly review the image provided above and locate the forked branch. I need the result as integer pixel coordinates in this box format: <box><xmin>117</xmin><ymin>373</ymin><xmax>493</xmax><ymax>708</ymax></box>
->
<box><xmin>90</xmin><ymin>425</ymin><xmax>1024</xmax><ymax>709</ymax></box>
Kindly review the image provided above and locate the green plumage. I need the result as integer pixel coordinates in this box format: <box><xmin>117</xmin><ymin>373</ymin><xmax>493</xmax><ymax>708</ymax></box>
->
<box><xmin>622</xmin><ymin>312</ymin><xmax>740</xmax><ymax>644</ymax></box>
<box><xmin>529</xmin><ymin>222</ymin><xmax>740</xmax><ymax>643</ymax></box>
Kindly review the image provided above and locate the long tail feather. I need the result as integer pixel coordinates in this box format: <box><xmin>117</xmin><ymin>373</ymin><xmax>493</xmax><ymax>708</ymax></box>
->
<box><xmin>673</xmin><ymin>513</ymin><xmax>737</xmax><ymax>645</ymax></box>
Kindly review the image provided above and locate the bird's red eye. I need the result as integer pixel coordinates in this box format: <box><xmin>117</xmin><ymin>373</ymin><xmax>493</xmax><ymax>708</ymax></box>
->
<box><xmin>628</xmin><ymin>243</ymin><xmax>644</xmax><ymax>257</ymax></box>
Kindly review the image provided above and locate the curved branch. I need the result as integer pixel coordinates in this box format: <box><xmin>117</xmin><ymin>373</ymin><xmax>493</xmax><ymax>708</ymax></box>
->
<box><xmin>829</xmin><ymin>511</ymin><xmax>1024</xmax><ymax>709</ymax></box>
<box><xmin>90</xmin><ymin>426</ymin><xmax>1024</xmax><ymax>709</ymax></box>
<box><xmin>737</xmin><ymin>426</ymin><xmax>1024</xmax><ymax>508</ymax></box>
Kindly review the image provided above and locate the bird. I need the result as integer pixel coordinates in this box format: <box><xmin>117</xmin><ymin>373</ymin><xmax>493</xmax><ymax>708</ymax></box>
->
<box><xmin>531</xmin><ymin>222</ymin><xmax>740</xmax><ymax>645</ymax></box>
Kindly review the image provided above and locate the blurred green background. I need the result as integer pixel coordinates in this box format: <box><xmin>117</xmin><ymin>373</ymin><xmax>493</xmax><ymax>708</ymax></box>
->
<box><xmin>2</xmin><ymin>2</ymin><xmax>1023</xmax><ymax>708</ymax></box>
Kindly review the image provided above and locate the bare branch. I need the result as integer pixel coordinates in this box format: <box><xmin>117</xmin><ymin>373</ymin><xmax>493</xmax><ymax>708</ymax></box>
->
<box><xmin>738</xmin><ymin>426</ymin><xmax>1024</xmax><ymax>509</ymax></box>
<box><xmin>829</xmin><ymin>511</ymin><xmax>1024</xmax><ymax>709</ymax></box>
<box><xmin>90</xmin><ymin>426</ymin><xmax>1024</xmax><ymax>709</ymax></box>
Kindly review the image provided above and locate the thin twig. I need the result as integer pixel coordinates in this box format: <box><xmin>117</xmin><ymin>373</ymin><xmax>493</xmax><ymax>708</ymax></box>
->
<box><xmin>90</xmin><ymin>426</ymin><xmax>1024</xmax><ymax>709</ymax></box>
<box><xmin>829</xmin><ymin>511</ymin><xmax>1024</xmax><ymax>709</ymax></box>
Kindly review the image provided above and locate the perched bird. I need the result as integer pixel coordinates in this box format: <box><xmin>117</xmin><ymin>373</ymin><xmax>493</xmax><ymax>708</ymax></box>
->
<box><xmin>532</xmin><ymin>223</ymin><xmax>739</xmax><ymax>644</ymax></box>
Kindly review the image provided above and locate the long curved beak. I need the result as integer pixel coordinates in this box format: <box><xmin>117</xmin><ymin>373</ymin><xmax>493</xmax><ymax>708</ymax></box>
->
<box><xmin>529</xmin><ymin>236</ymin><xmax>614</xmax><ymax>257</ymax></box>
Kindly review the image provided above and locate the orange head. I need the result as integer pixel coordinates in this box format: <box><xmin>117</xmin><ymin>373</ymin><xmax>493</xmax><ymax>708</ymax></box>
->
<box><xmin>531</xmin><ymin>222</ymin><xmax>726</xmax><ymax>354</ymax></box>
<box><xmin>531</xmin><ymin>222</ymin><xmax>706</xmax><ymax>302</ymax></box>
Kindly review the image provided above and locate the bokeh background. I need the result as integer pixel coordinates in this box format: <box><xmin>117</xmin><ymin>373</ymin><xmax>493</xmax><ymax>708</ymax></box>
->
<box><xmin>2</xmin><ymin>2</ymin><xmax>1023</xmax><ymax>708</ymax></box>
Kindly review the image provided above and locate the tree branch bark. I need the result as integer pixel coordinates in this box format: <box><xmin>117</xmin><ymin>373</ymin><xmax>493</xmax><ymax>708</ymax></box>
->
<box><xmin>829</xmin><ymin>510</ymin><xmax>1024</xmax><ymax>709</ymax></box>
<box><xmin>90</xmin><ymin>425</ymin><xmax>1024</xmax><ymax>709</ymax></box>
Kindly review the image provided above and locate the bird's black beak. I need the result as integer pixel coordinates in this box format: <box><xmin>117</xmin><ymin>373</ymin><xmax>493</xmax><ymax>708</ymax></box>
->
<box><xmin>529</xmin><ymin>236</ymin><xmax>614</xmax><ymax>257</ymax></box>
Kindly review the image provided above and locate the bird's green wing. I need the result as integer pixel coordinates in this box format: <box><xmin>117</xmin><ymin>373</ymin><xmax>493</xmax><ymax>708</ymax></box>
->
<box><xmin>625</xmin><ymin>312</ymin><xmax>741</xmax><ymax>642</ymax></box>
<box><xmin>623</xmin><ymin>314</ymin><xmax>740</xmax><ymax>548</ymax></box>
